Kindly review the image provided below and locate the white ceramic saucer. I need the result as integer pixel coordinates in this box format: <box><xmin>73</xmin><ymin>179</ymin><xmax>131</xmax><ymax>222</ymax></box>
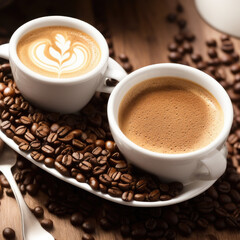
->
<box><xmin>0</xmin><ymin>130</ymin><xmax>216</xmax><ymax>207</ymax></box>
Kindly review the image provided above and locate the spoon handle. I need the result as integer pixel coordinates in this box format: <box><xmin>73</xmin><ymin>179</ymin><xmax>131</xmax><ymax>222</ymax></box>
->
<box><xmin>2</xmin><ymin>167</ymin><xmax>54</xmax><ymax>240</ymax></box>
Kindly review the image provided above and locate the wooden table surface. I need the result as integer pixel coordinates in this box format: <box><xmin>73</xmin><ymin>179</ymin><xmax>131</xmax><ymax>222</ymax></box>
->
<box><xmin>0</xmin><ymin>0</ymin><xmax>239</xmax><ymax>239</ymax></box>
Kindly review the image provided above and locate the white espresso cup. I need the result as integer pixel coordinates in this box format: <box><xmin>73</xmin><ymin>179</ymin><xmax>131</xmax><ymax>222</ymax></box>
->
<box><xmin>0</xmin><ymin>16</ymin><xmax>127</xmax><ymax>113</ymax></box>
<box><xmin>108</xmin><ymin>63</ymin><xmax>233</xmax><ymax>184</ymax></box>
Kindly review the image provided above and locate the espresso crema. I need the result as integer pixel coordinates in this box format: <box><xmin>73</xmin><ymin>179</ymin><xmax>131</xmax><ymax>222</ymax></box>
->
<box><xmin>17</xmin><ymin>26</ymin><xmax>101</xmax><ymax>78</ymax></box>
<box><xmin>119</xmin><ymin>77</ymin><xmax>224</xmax><ymax>154</ymax></box>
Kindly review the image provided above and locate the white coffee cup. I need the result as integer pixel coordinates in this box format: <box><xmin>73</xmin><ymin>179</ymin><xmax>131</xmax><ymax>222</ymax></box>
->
<box><xmin>108</xmin><ymin>63</ymin><xmax>233</xmax><ymax>184</ymax></box>
<box><xmin>0</xmin><ymin>16</ymin><xmax>127</xmax><ymax>113</ymax></box>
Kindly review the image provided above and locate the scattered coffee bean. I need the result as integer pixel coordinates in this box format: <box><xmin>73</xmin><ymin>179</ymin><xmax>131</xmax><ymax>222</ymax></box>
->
<box><xmin>82</xmin><ymin>233</ymin><xmax>95</xmax><ymax>240</ymax></box>
<box><xmin>82</xmin><ymin>220</ymin><xmax>95</xmax><ymax>233</ymax></box>
<box><xmin>70</xmin><ymin>212</ymin><xmax>84</xmax><ymax>226</ymax></box>
<box><xmin>33</xmin><ymin>206</ymin><xmax>44</xmax><ymax>218</ymax></box>
<box><xmin>2</xmin><ymin>227</ymin><xmax>15</xmax><ymax>239</ymax></box>
<box><xmin>206</xmin><ymin>39</ymin><xmax>217</xmax><ymax>47</ymax></box>
<box><xmin>40</xmin><ymin>218</ymin><xmax>53</xmax><ymax>230</ymax></box>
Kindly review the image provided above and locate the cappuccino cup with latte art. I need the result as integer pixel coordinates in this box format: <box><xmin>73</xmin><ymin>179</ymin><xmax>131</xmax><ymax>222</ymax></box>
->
<box><xmin>0</xmin><ymin>16</ymin><xmax>127</xmax><ymax>113</ymax></box>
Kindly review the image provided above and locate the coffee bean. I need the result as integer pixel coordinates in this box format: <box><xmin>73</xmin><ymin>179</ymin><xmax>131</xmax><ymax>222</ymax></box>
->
<box><xmin>3</xmin><ymin>87</ymin><xmax>15</xmax><ymax>97</ymax></box>
<box><xmin>30</xmin><ymin>151</ymin><xmax>45</xmax><ymax>162</ymax></box>
<box><xmin>108</xmin><ymin>187</ymin><xmax>122</xmax><ymax>197</ymax></box>
<box><xmin>136</xmin><ymin>179</ymin><xmax>147</xmax><ymax>192</ymax></box>
<box><xmin>122</xmin><ymin>62</ymin><xmax>133</xmax><ymax>73</ymax></box>
<box><xmin>221</xmin><ymin>54</ymin><xmax>233</xmax><ymax>65</ymax></box>
<box><xmin>82</xmin><ymin>220</ymin><xmax>95</xmax><ymax>233</ymax></box>
<box><xmin>118</xmin><ymin>53</ymin><xmax>129</xmax><ymax>62</ymax></box>
<box><xmin>76</xmin><ymin>173</ymin><xmax>86</xmax><ymax>183</ymax></box>
<box><xmin>54</xmin><ymin>161</ymin><xmax>69</xmax><ymax>177</ymax></box>
<box><xmin>168</xmin><ymin>51</ymin><xmax>182</xmax><ymax>62</ymax></box>
<box><xmin>99</xmin><ymin>174</ymin><xmax>112</xmax><ymax>186</ymax></box>
<box><xmin>92</xmin><ymin>146</ymin><xmax>102</xmax><ymax>156</ymax></box>
<box><xmin>82</xmin><ymin>233</ymin><xmax>95</xmax><ymax>240</ymax></box>
<box><xmin>20</xmin><ymin>116</ymin><xmax>32</xmax><ymax>125</ymax></box>
<box><xmin>183</xmin><ymin>42</ymin><xmax>193</xmax><ymax>53</ymax></box>
<box><xmin>176</xmin><ymin>3</ymin><xmax>184</xmax><ymax>12</ymax></box>
<box><xmin>36</xmin><ymin>125</ymin><xmax>49</xmax><ymax>138</ymax></box>
<box><xmin>61</xmin><ymin>154</ymin><xmax>73</xmax><ymax>167</ymax></box>
<box><xmin>231</xmin><ymin>64</ymin><xmax>240</xmax><ymax>74</ymax></box>
<box><xmin>228</xmin><ymin>134</ymin><xmax>238</xmax><ymax>144</ymax></box>
<box><xmin>1</xmin><ymin>120</ymin><xmax>11</xmax><ymax>130</ymax></box>
<box><xmin>196</xmin><ymin>61</ymin><xmax>207</xmax><ymax>70</ymax></box>
<box><xmin>40</xmin><ymin>218</ymin><xmax>53</xmax><ymax>230</ymax></box>
<box><xmin>70</xmin><ymin>212</ymin><xmax>84</xmax><ymax>226</ymax></box>
<box><xmin>122</xmin><ymin>190</ymin><xmax>134</xmax><ymax>202</ymax></box>
<box><xmin>177</xmin><ymin>18</ymin><xmax>186</xmax><ymax>29</ymax></box>
<box><xmin>24</xmin><ymin>131</ymin><xmax>35</xmax><ymax>142</ymax></box>
<box><xmin>15</xmin><ymin>125</ymin><xmax>27</xmax><ymax>136</ymax></box>
<box><xmin>222</xmin><ymin>43</ymin><xmax>234</xmax><ymax>53</ymax></box>
<box><xmin>72</xmin><ymin>139</ymin><xmax>86</xmax><ymax>149</ymax></box>
<box><xmin>208</xmin><ymin>48</ymin><xmax>217</xmax><ymax>58</ymax></box>
<box><xmin>149</xmin><ymin>189</ymin><xmax>160</xmax><ymax>201</ymax></box>
<box><xmin>206</xmin><ymin>39</ymin><xmax>217</xmax><ymax>47</ymax></box>
<box><xmin>33</xmin><ymin>206</ymin><xmax>44</xmax><ymax>218</ymax></box>
<box><xmin>0</xmin><ymin>175</ymin><xmax>10</xmax><ymax>188</ymax></box>
<box><xmin>168</xmin><ymin>42</ymin><xmax>178</xmax><ymax>51</ymax></box>
<box><xmin>120</xmin><ymin>173</ymin><xmax>133</xmax><ymax>183</ymax></box>
<box><xmin>30</xmin><ymin>140</ymin><xmax>41</xmax><ymax>150</ymax></box>
<box><xmin>79</xmin><ymin>160</ymin><xmax>92</xmax><ymax>172</ymax></box>
<box><xmin>89</xmin><ymin>177</ymin><xmax>99</xmax><ymax>190</ymax></box>
<box><xmin>41</xmin><ymin>145</ymin><xmax>54</xmax><ymax>156</ymax></box>
<box><xmin>183</xmin><ymin>31</ymin><xmax>195</xmax><ymax>42</ymax></box>
<box><xmin>221</xmin><ymin>34</ymin><xmax>230</xmax><ymax>41</ymax></box>
<box><xmin>2</xmin><ymin>227</ymin><xmax>15</xmax><ymax>239</ymax></box>
<box><xmin>19</xmin><ymin>142</ymin><xmax>30</xmax><ymax>151</ymax></box>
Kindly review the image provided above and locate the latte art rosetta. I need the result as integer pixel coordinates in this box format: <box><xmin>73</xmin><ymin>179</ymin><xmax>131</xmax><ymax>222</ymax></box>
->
<box><xmin>17</xmin><ymin>27</ymin><xmax>101</xmax><ymax>78</ymax></box>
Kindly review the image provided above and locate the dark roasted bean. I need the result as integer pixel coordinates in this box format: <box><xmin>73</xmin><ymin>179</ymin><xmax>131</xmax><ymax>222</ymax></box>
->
<box><xmin>61</xmin><ymin>154</ymin><xmax>73</xmax><ymax>167</ymax></box>
<box><xmin>108</xmin><ymin>186</ymin><xmax>122</xmax><ymax>197</ymax></box>
<box><xmin>33</xmin><ymin>206</ymin><xmax>44</xmax><ymax>218</ymax></box>
<box><xmin>89</xmin><ymin>177</ymin><xmax>99</xmax><ymax>190</ymax></box>
<box><xmin>41</xmin><ymin>145</ymin><xmax>54</xmax><ymax>156</ymax></box>
<box><xmin>40</xmin><ymin>218</ymin><xmax>53</xmax><ymax>230</ymax></box>
<box><xmin>70</xmin><ymin>212</ymin><xmax>84</xmax><ymax>226</ymax></box>
<box><xmin>54</xmin><ymin>161</ymin><xmax>69</xmax><ymax>176</ymax></box>
<box><xmin>82</xmin><ymin>220</ymin><xmax>95</xmax><ymax>233</ymax></box>
<box><xmin>2</xmin><ymin>227</ymin><xmax>15</xmax><ymax>239</ymax></box>
<box><xmin>24</xmin><ymin>131</ymin><xmax>35</xmax><ymax>142</ymax></box>
<box><xmin>206</xmin><ymin>39</ymin><xmax>217</xmax><ymax>47</ymax></box>
<box><xmin>19</xmin><ymin>142</ymin><xmax>30</xmax><ymax>151</ymax></box>
<box><xmin>122</xmin><ymin>190</ymin><xmax>134</xmax><ymax>202</ymax></box>
<box><xmin>168</xmin><ymin>51</ymin><xmax>182</xmax><ymax>62</ymax></box>
<box><xmin>99</xmin><ymin>174</ymin><xmax>112</xmax><ymax>186</ymax></box>
<box><xmin>44</xmin><ymin>157</ymin><xmax>55</xmax><ymax>168</ymax></box>
<box><xmin>79</xmin><ymin>160</ymin><xmax>92</xmax><ymax>172</ymax></box>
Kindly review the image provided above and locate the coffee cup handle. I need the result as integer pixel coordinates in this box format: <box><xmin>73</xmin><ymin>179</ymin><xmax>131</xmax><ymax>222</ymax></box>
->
<box><xmin>97</xmin><ymin>57</ymin><xmax>127</xmax><ymax>93</ymax></box>
<box><xmin>194</xmin><ymin>146</ymin><xmax>227</xmax><ymax>181</ymax></box>
<box><xmin>0</xmin><ymin>43</ymin><xmax>9</xmax><ymax>59</ymax></box>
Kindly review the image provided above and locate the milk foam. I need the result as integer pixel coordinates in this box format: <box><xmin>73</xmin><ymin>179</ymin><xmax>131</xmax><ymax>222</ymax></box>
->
<box><xmin>17</xmin><ymin>27</ymin><xmax>101</xmax><ymax>78</ymax></box>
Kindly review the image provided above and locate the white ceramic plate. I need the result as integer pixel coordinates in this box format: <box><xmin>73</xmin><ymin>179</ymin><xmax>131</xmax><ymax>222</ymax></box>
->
<box><xmin>0</xmin><ymin>130</ymin><xmax>216</xmax><ymax>207</ymax></box>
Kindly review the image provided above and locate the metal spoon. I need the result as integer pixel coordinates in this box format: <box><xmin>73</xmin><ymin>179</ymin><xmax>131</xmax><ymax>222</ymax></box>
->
<box><xmin>0</xmin><ymin>144</ymin><xmax>54</xmax><ymax>240</ymax></box>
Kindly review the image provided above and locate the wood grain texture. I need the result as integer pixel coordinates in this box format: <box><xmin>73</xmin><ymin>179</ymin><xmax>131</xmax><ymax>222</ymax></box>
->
<box><xmin>0</xmin><ymin>0</ymin><xmax>240</xmax><ymax>239</ymax></box>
